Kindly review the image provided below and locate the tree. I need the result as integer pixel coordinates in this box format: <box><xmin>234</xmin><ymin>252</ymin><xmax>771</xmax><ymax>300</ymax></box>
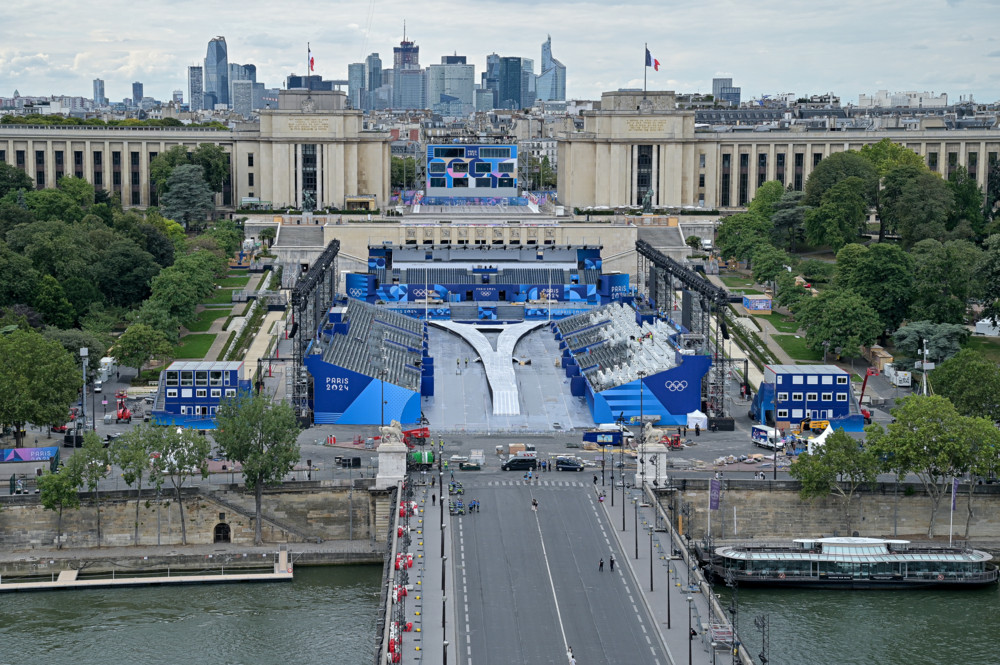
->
<box><xmin>62</xmin><ymin>276</ymin><xmax>105</xmax><ymax>325</ymax></box>
<box><xmin>865</xmin><ymin>395</ymin><xmax>976</xmax><ymax>537</ymax></box>
<box><xmin>260</xmin><ymin>227</ymin><xmax>276</xmax><ymax>248</ymax></box>
<box><xmin>715</xmin><ymin>212</ymin><xmax>771</xmax><ymax>264</ymax></box>
<box><xmin>794</xmin><ymin>289</ymin><xmax>883</xmax><ymax>358</ymax></box>
<box><xmin>685</xmin><ymin>235</ymin><xmax>703</xmax><ymax>253</ymax></box>
<box><xmin>802</xmin><ymin>151</ymin><xmax>877</xmax><ymax>208</ymax></box>
<box><xmin>391</xmin><ymin>156</ymin><xmax>418</xmax><ymax>189</ymax></box>
<box><xmin>0</xmin><ymin>329</ymin><xmax>79</xmax><ymax>445</ymax></box>
<box><xmin>113</xmin><ymin>323</ymin><xmax>172</xmax><ymax>375</ymax></box>
<box><xmin>770</xmin><ymin>190</ymin><xmax>809</xmax><ymax>251</ymax></box>
<box><xmin>892</xmin><ymin>320</ymin><xmax>969</xmax><ymax>366</ymax></box>
<box><xmin>539</xmin><ymin>156</ymin><xmax>556</xmax><ymax>188</ymax></box>
<box><xmin>149</xmin><ymin>145</ymin><xmax>192</xmax><ymax>195</ymax></box>
<box><xmin>947</xmin><ymin>166</ymin><xmax>986</xmax><ymax>239</ymax></box>
<box><xmin>985</xmin><ymin>158</ymin><xmax>1000</xmax><ymax>229</ymax></box>
<box><xmin>95</xmin><ymin>239</ymin><xmax>160</xmax><ymax>308</ymax></box>
<box><xmin>839</xmin><ymin>243</ymin><xmax>914</xmax><ymax>334</ymax></box>
<box><xmin>804</xmin><ymin>176</ymin><xmax>867</xmax><ymax>251</ymax></box>
<box><xmin>77</xmin><ymin>431</ymin><xmax>110</xmax><ymax>544</ymax></box>
<box><xmin>37</xmin><ymin>461</ymin><xmax>82</xmax><ymax>549</ymax></box>
<box><xmin>774</xmin><ymin>271</ymin><xmax>810</xmax><ymax>310</ymax></box>
<box><xmin>41</xmin><ymin>327</ymin><xmax>109</xmax><ymax>375</ymax></box>
<box><xmin>161</xmin><ymin>164</ymin><xmax>214</xmax><ymax>229</ymax></box>
<box><xmin>931</xmin><ymin>349</ymin><xmax>1000</xmax><ymax>423</ymax></box>
<box><xmin>113</xmin><ymin>423</ymin><xmax>159</xmax><ymax>545</ymax></box>
<box><xmin>980</xmin><ymin>234</ymin><xmax>1000</xmax><ymax>327</ymax></box>
<box><xmin>909</xmin><ymin>239</ymin><xmax>983</xmax><ymax>324</ymax></box>
<box><xmin>149</xmin><ymin>426</ymin><xmax>210</xmax><ymax>545</ymax></box>
<box><xmin>204</xmin><ymin>219</ymin><xmax>243</xmax><ymax>256</ymax></box>
<box><xmin>213</xmin><ymin>391</ymin><xmax>301</xmax><ymax>545</ymax></box>
<box><xmin>191</xmin><ymin>143</ymin><xmax>231</xmax><ymax>194</ymax></box>
<box><xmin>858</xmin><ymin>138</ymin><xmax>926</xmax><ymax>243</ymax></box>
<box><xmin>57</xmin><ymin>175</ymin><xmax>96</xmax><ymax>209</ymax></box>
<box><xmin>747</xmin><ymin>180</ymin><xmax>785</xmax><ymax>221</ymax></box>
<box><xmin>0</xmin><ymin>162</ymin><xmax>33</xmax><ymax>198</ymax></box>
<box><xmin>24</xmin><ymin>189</ymin><xmax>83</xmax><ymax>223</ymax></box>
<box><xmin>750</xmin><ymin>244</ymin><xmax>788</xmax><ymax>286</ymax></box>
<box><xmin>33</xmin><ymin>274</ymin><xmax>75</xmax><ymax>329</ymax></box>
<box><xmin>789</xmin><ymin>429</ymin><xmax>878</xmax><ymax>534</ymax></box>
<box><xmin>882</xmin><ymin>164</ymin><xmax>953</xmax><ymax>248</ymax></box>
<box><xmin>0</xmin><ymin>242</ymin><xmax>40</xmax><ymax>307</ymax></box>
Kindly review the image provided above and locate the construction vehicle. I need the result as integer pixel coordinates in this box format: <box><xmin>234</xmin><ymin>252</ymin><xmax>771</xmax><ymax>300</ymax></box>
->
<box><xmin>402</xmin><ymin>427</ymin><xmax>429</xmax><ymax>447</ymax></box>
<box><xmin>856</xmin><ymin>367</ymin><xmax>877</xmax><ymax>424</ymax></box>
<box><xmin>660</xmin><ymin>433</ymin><xmax>684</xmax><ymax>450</ymax></box>
<box><xmin>114</xmin><ymin>391</ymin><xmax>132</xmax><ymax>424</ymax></box>
<box><xmin>406</xmin><ymin>450</ymin><xmax>435</xmax><ymax>471</ymax></box>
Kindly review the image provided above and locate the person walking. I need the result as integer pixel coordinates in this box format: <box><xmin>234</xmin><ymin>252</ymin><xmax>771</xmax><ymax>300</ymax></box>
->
<box><xmin>695</xmin><ymin>423</ymin><xmax>700</xmax><ymax>436</ymax></box>
<box><xmin>593</xmin><ymin>474</ymin><xmax>598</xmax><ymax>485</ymax></box>
<box><xmin>599</xmin><ymin>558</ymin><xmax>604</xmax><ymax>572</ymax></box>
<box><xmin>532</xmin><ymin>498</ymin><xmax>538</xmax><ymax>512</ymax></box>
<box><xmin>609</xmin><ymin>555</ymin><xmax>615</xmax><ymax>572</ymax></box>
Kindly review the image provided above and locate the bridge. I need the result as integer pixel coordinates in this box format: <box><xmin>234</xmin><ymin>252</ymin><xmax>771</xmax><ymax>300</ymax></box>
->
<box><xmin>378</xmin><ymin>466</ymin><xmax>750</xmax><ymax>665</ymax></box>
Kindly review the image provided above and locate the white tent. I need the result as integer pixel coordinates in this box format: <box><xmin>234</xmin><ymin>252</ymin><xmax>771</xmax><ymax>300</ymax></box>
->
<box><xmin>686</xmin><ymin>409</ymin><xmax>709</xmax><ymax>430</ymax></box>
<box><xmin>807</xmin><ymin>425</ymin><xmax>835</xmax><ymax>455</ymax></box>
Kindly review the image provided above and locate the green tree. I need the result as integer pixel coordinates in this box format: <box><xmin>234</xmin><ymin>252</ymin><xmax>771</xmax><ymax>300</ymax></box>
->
<box><xmin>0</xmin><ymin>161</ymin><xmax>33</xmax><ymax>198</ymax></box>
<box><xmin>57</xmin><ymin>175</ymin><xmax>96</xmax><ymax>209</ymax></box>
<box><xmin>685</xmin><ymin>235</ymin><xmax>703</xmax><ymax>252</ymax></box>
<box><xmin>804</xmin><ymin>176</ymin><xmax>867</xmax><ymax>251</ymax></box>
<box><xmin>865</xmin><ymin>395</ymin><xmax>976</xmax><ymax>537</ymax></box>
<box><xmin>149</xmin><ymin>426</ymin><xmax>210</xmax><ymax>545</ymax></box>
<box><xmin>37</xmin><ymin>462</ymin><xmax>82</xmax><ymax>549</ymax></box>
<box><xmin>0</xmin><ymin>242</ymin><xmax>40</xmax><ymax>307</ymax></box>
<box><xmin>41</xmin><ymin>328</ymin><xmax>109</xmax><ymax>374</ymax></box>
<box><xmin>113</xmin><ymin>323</ymin><xmax>172</xmax><ymax>374</ymax></box>
<box><xmin>840</xmin><ymin>243</ymin><xmax>914</xmax><ymax>334</ymax></box>
<box><xmin>774</xmin><ymin>271</ymin><xmax>810</xmax><ymax>310</ymax></box>
<box><xmin>980</xmin><ymin>234</ymin><xmax>1000</xmax><ymax>327</ymax></box>
<box><xmin>985</xmin><ymin>159</ymin><xmax>1000</xmax><ymax>229</ymax></box>
<box><xmin>95</xmin><ymin>239</ymin><xmax>160</xmax><ymax>308</ymax></box>
<box><xmin>539</xmin><ymin>156</ymin><xmax>556</xmax><ymax>188</ymax></box>
<box><xmin>715</xmin><ymin>211</ymin><xmax>771</xmax><ymax>264</ymax></box>
<box><xmin>750</xmin><ymin>244</ymin><xmax>788</xmax><ymax>286</ymax></box>
<box><xmin>149</xmin><ymin>145</ymin><xmax>192</xmax><ymax>195</ymax></box>
<box><xmin>794</xmin><ymin>289</ymin><xmax>883</xmax><ymax>358</ymax></box>
<box><xmin>24</xmin><ymin>189</ymin><xmax>83</xmax><ymax>223</ymax></box>
<box><xmin>77</xmin><ymin>431</ymin><xmax>110</xmax><ymax>544</ymax></box>
<box><xmin>33</xmin><ymin>275</ymin><xmax>75</xmax><ymax>329</ymax></box>
<box><xmin>0</xmin><ymin>328</ymin><xmax>79</xmax><ymax>444</ymax></box>
<box><xmin>748</xmin><ymin>180</ymin><xmax>785</xmax><ymax>221</ymax></box>
<box><xmin>204</xmin><ymin>219</ymin><xmax>243</xmax><ymax>256</ymax></box>
<box><xmin>833</xmin><ymin>243</ymin><xmax>868</xmax><ymax>288</ymax></box>
<box><xmin>770</xmin><ymin>189</ymin><xmax>809</xmax><ymax>251</ymax></box>
<box><xmin>882</xmin><ymin>164</ymin><xmax>953</xmax><ymax>248</ymax></box>
<box><xmin>803</xmin><ymin>151</ymin><xmax>877</xmax><ymax>208</ymax></box>
<box><xmin>858</xmin><ymin>138</ymin><xmax>926</xmax><ymax>243</ymax></box>
<box><xmin>62</xmin><ymin>276</ymin><xmax>105</xmax><ymax>324</ymax></box>
<box><xmin>789</xmin><ymin>429</ymin><xmax>879</xmax><ymax>534</ymax></box>
<box><xmin>892</xmin><ymin>321</ymin><xmax>969</xmax><ymax>365</ymax></box>
<box><xmin>946</xmin><ymin>166</ymin><xmax>986</xmax><ymax>238</ymax></box>
<box><xmin>161</xmin><ymin>164</ymin><xmax>214</xmax><ymax>229</ymax></box>
<box><xmin>213</xmin><ymin>391</ymin><xmax>301</xmax><ymax>545</ymax></box>
<box><xmin>909</xmin><ymin>239</ymin><xmax>982</xmax><ymax>324</ymax></box>
<box><xmin>390</xmin><ymin>156</ymin><xmax>418</xmax><ymax>189</ymax></box>
<box><xmin>112</xmin><ymin>423</ymin><xmax>159</xmax><ymax>545</ymax></box>
<box><xmin>191</xmin><ymin>143</ymin><xmax>231</xmax><ymax>194</ymax></box>
<box><xmin>930</xmin><ymin>348</ymin><xmax>1000</xmax><ymax>423</ymax></box>
<box><xmin>260</xmin><ymin>227</ymin><xmax>276</xmax><ymax>248</ymax></box>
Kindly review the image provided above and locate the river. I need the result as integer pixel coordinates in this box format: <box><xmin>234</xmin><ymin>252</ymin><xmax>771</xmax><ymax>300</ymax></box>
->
<box><xmin>718</xmin><ymin>585</ymin><xmax>1000</xmax><ymax>665</ymax></box>
<box><xmin>0</xmin><ymin>565</ymin><xmax>381</xmax><ymax>665</ymax></box>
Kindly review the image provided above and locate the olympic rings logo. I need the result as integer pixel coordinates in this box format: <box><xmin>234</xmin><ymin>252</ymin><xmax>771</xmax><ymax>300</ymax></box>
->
<box><xmin>348</xmin><ymin>288</ymin><xmax>364</xmax><ymax>297</ymax></box>
<box><xmin>663</xmin><ymin>381</ymin><xmax>688</xmax><ymax>391</ymax></box>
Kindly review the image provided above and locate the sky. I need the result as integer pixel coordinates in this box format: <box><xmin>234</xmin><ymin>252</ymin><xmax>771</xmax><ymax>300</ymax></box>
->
<box><xmin>2</xmin><ymin>0</ymin><xmax>1000</xmax><ymax>104</ymax></box>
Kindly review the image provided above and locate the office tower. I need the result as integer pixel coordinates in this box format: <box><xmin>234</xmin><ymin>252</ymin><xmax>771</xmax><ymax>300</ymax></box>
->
<box><xmin>474</xmin><ymin>87</ymin><xmax>494</xmax><ymax>112</ymax></box>
<box><xmin>392</xmin><ymin>36</ymin><xmax>422</xmax><ymax>109</ymax></box>
<box><xmin>172</xmin><ymin>90</ymin><xmax>183</xmax><ymax>104</ymax></box>
<box><xmin>232</xmin><ymin>79</ymin><xmax>253</xmax><ymax>118</ymax></box>
<box><xmin>205</xmin><ymin>36</ymin><xmax>229</xmax><ymax>108</ymax></box>
<box><xmin>132</xmin><ymin>82</ymin><xmax>143</xmax><ymax>106</ymax></box>
<box><xmin>188</xmin><ymin>66</ymin><xmax>204</xmax><ymax>111</ymax></box>
<box><xmin>520</xmin><ymin>58</ymin><xmax>535</xmax><ymax>109</ymax></box>
<box><xmin>499</xmin><ymin>57</ymin><xmax>535</xmax><ymax>110</ymax></box>
<box><xmin>536</xmin><ymin>35</ymin><xmax>566</xmax><ymax>102</ymax></box>
<box><xmin>348</xmin><ymin>62</ymin><xmax>366</xmax><ymax>109</ymax></box>
<box><xmin>712</xmin><ymin>77</ymin><xmax>741</xmax><ymax>106</ymax></box>
<box><xmin>365</xmin><ymin>53</ymin><xmax>382</xmax><ymax>110</ymax></box>
<box><xmin>229</xmin><ymin>63</ymin><xmax>252</xmax><ymax>102</ymax></box>
<box><xmin>482</xmin><ymin>53</ymin><xmax>500</xmax><ymax>108</ymax></box>
<box><xmin>427</xmin><ymin>56</ymin><xmax>474</xmax><ymax>115</ymax></box>
<box><xmin>393</xmin><ymin>37</ymin><xmax>419</xmax><ymax>70</ymax></box>
<box><xmin>92</xmin><ymin>78</ymin><xmax>106</xmax><ymax>107</ymax></box>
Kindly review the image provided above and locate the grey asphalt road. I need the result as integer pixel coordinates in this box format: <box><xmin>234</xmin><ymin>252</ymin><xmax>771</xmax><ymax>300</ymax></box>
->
<box><xmin>453</xmin><ymin>469</ymin><xmax>669</xmax><ymax>665</ymax></box>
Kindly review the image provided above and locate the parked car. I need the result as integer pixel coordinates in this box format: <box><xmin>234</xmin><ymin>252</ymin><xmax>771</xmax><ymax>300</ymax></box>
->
<box><xmin>555</xmin><ymin>456</ymin><xmax>585</xmax><ymax>472</ymax></box>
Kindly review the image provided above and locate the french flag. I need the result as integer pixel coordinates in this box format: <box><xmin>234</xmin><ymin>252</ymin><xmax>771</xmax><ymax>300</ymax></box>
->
<box><xmin>645</xmin><ymin>48</ymin><xmax>660</xmax><ymax>72</ymax></box>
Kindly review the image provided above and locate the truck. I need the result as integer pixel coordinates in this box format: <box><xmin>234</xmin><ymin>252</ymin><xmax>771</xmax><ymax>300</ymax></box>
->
<box><xmin>884</xmin><ymin>363</ymin><xmax>911</xmax><ymax>388</ymax></box>
<box><xmin>98</xmin><ymin>357</ymin><xmax>117</xmax><ymax>384</ymax></box>
<box><xmin>751</xmin><ymin>425</ymin><xmax>782</xmax><ymax>450</ymax></box>
<box><xmin>407</xmin><ymin>450</ymin><xmax>435</xmax><ymax>471</ymax></box>
<box><xmin>583</xmin><ymin>427</ymin><xmax>633</xmax><ymax>447</ymax></box>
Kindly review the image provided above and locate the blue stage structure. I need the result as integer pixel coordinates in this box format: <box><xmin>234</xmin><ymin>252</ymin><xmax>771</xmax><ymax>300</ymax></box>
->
<box><xmin>554</xmin><ymin>303</ymin><xmax>712</xmax><ymax>427</ymax></box>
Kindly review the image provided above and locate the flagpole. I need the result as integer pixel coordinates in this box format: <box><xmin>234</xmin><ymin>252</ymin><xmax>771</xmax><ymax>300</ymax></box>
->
<box><xmin>643</xmin><ymin>42</ymin><xmax>647</xmax><ymax>99</ymax></box>
<box><xmin>307</xmin><ymin>42</ymin><xmax>310</xmax><ymax>78</ymax></box>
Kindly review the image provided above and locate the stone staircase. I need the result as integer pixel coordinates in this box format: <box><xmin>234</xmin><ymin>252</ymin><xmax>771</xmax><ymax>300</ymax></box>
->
<box><xmin>372</xmin><ymin>491</ymin><xmax>395</xmax><ymax>543</ymax></box>
<box><xmin>276</xmin><ymin>224</ymin><xmax>325</xmax><ymax>247</ymax></box>
<box><xmin>206</xmin><ymin>489</ymin><xmax>314</xmax><ymax>543</ymax></box>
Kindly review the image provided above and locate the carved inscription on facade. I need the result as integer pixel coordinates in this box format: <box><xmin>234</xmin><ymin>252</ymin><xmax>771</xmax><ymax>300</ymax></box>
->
<box><xmin>288</xmin><ymin>118</ymin><xmax>331</xmax><ymax>133</ymax></box>
<box><xmin>626</xmin><ymin>118</ymin><xmax>667</xmax><ymax>134</ymax></box>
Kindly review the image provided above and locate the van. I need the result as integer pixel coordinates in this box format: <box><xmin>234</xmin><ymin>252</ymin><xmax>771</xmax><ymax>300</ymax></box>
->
<box><xmin>751</xmin><ymin>425</ymin><xmax>782</xmax><ymax>450</ymax></box>
<box><xmin>93</xmin><ymin>380</ymin><xmax>103</xmax><ymax>393</ymax></box>
<box><xmin>501</xmin><ymin>456</ymin><xmax>538</xmax><ymax>471</ymax></box>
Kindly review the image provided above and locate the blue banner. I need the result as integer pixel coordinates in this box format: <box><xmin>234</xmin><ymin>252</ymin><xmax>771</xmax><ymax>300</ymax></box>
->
<box><xmin>710</xmin><ymin>479</ymin><xmax>721</xmax><ymax>511</ymax></box>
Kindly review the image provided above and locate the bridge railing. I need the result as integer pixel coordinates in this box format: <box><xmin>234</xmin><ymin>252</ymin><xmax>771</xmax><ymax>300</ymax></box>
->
<box><xmin>374</xmin><ymin>481</ymin><xmax>403</xmax><ymax>665</ymax></box>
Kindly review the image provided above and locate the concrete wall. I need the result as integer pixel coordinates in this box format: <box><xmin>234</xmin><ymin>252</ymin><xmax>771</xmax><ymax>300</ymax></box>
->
<box><xmin>0</xmin><ymin>484</ymin><xmax>387</xmax><ymax>551</ymax></box>
<box><xmin>658</xmin><ymin>480</ymin><xmax>1000</xmax><ymax>542</ymax></box>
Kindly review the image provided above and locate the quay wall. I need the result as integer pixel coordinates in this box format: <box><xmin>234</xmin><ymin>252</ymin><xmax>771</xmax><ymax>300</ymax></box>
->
<box><xmin>658</xmin><ymin>480</ymin><xmax>1000</xmax><ymax>542</ymax></box>
<box><xmin>0</xmin><ymin>482</ymin><xmax>391</xmax><ymax>552</ymax></box>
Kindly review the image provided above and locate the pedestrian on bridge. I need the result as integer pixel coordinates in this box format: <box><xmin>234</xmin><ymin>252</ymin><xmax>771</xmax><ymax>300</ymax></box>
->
<box><xmin>599</xmin><ymin>558</ymin><xmax>604</xmax><ymax>572</ymax></box>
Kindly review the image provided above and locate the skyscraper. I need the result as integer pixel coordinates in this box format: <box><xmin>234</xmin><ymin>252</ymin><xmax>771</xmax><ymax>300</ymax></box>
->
<box><xmin>348</xmin><ymin>62</ymin><xmax>366</xmax><ymax>109</ymax></box>
<box><xmin>205</xmin><ymin>36</ymin><xmax>229</xmax><ymax>108</ymax></box>
<box><xmin>188</xmin><ymin>66</ymin><xmax>204</xmax><ymax>111</ymax></box>
<box><xmin>132</xmin><ymin>82</ymin><xmax>143</xmax><ymax>106</ymax></box>
<box><xmin>712</xmin><ymin>77</ymin><xmax>741</xmax><ymax>106</ymax></box>
<box><xmin>427</xmin><ymin>56</ymin><xmax>474</xmax><ymax>116</ymax></box>
<box><xmin>392</xmin><ymin>36</ymin><xmax>422</xmax><ymax>109</ymax></box>
<box><xmin>232</xmin><ymin>79</ymin><xmax>254</xmax><ymax>118</ymax></box>
<box><xmin>172</xmin><ymin>90</ymin><xmax>183</xmax><ymax>105</ymax></box>
<box><xmin>482</xmin><ymin>53</ymin><xmax>500</xmax><ymax>108</ymax></box>
<box><xmin>92</xmin><ymin>78</ymin><xmax>105</xmax><ymax>107</ymax></box>
<box><xmin>498</xmin><ymin>57</ymin><xmax>535</xmax><ymax>110</ymax></box>
<box><xmin>229</xmin><ymin>62</ymin><xmax>255</xmax><ymax>103</ymax></box>
<box><xmin>536</xmin><ymin>36</ymin><xmax>566</xmax><ymax>102</ymax></box>
<box><xmin>365</xmin><ymin>53</ymin><xmax>382</xmax><ymax>110</ymax></box>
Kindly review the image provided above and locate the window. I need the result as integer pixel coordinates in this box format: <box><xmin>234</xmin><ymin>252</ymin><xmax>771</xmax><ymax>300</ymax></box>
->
<box><xmin>211</xmin><ymin>388</ymin><xmax>221</xmax><ymax>397</ymax></box>
<box><xmin>428</xmin><ymin>161</ymin><xmax>446</xmax><ymax>173</ymax></box>
<box><xmin>813</xmin><ymin>153</ymin><xmax>823</xmax><ymax>167</ymax></box>
<box><xmin>94</xmin><ymin>172</ymin><xmax>103</xmax><ymax>187</ymax></box>
<box><xmin>475</xmin><ymin>177</ymin><xmax>492</xmax><ymax>187</ymax></box>
<box><xmin>776</xmin><ymin>409</ymin><xmax>788</xmax><ymax>419</ymax></box>
<box><xmin>451</xmin><ymin>162</ymin><xmax>468</xmax><ymax>173</ymax></box>
<box><xmin>165</xmin><ymin>372</ymin><xmax>179</xmax><ymax>387</ymax></box>
<box><xmin>131</xmin><ymin>172</ymin><xmax>140</xmax><ymax>186</ymax></box>
<box><xmin>113</xmin><ymin>151</ymin><xmax>121</xmax><ymax>166</ymax></box>
<box><xmin>113</xmin><ymin>172</ymin><xmax>121</xmax><ymax>186</ymax></box>
<box><xmin>792</xmin><ymin>375</ymin><xmax>803</xmax><ymax>384</ymax></box>
<box><xmin>806</xmin><ymin>392</ymin><xmax>818</xmax><ymax>402</ymax></box>
<box><xmin>131</xmin><ymin>151</ymin><xmax>140</xmax><ymax>167</ymax></box>
<box><xmin>792</xmin><ymin>392</ymin><xmax>803</xmax><ymax>401</ymax></box>
<box><xmin>791</xmin><ymin>409</ymin><xmax>803</xmax><ymax>419</ymax></box>
<box><xmin>433</xmin><ymin>147</ymin><xmax>465</xmax><ymax>158</ymax></box>
<box><xmin>36</xmin><ymin>171</ymin><xmax>44</xmax><ymax>187</ymax></box>
<box><xmin>248</xmin><ymin>173</ymin><xmax>254</xmax><ymax>186</ymax></box>
<box><xmin>429</xmin><ymin>177</ymin><xmax>447</xmax><ymax>188</ymax></box>
<box><xmin>822</xmin><ymin>376</ymin><xmax>833</xmax><ymax>384</ymax></box>
<box><xmin>210</xmin><ymin>371</ymin><xmax>223</xmax><ymax>386</ymax></box>
<box><xmin>807</xmin><ymin>375</ymin><xmax>818</xmax><ymax>384</ymax></box>
<box><xmin>777</xmin><ymin>392</ymin><xmax>788</xmax><ymax>402</ymax></box>
<box><xmin>196</xmin><ymin>389</ymin><xmax>207</xmax><ymax>398</ymax></box>
<box><xmin>497</xmin><ymin>178</ymin><xmax>516</xmax><ymax>188</ymax></box>
<box><xmin>248</xmin><ymin>153</ymin><xmax>254</xmax><ymax>167</ymax></box>
<box><xmin>195</xmin><ymin>371</ymin><xmax>208</xmax><ymax>386</ymax></box>
<box><xmin>74</xmin><ymin>150</ymin><xmax>83</xmax><ymax>167</ymax></box>
<box><xmin>131</xmin><ymin>191</ymin><xmax>140</xmax><ymax>205</ymax></box>
<box><xmin>35</xmin><ymin>150</ymin><xmax>45</xmax><ymax>166</ymax></box>
<box><xmin>928</xmin><ymin>152</ymin><xmax>938</xmax><ymax>172</ymax></box>
<box><xmin>16</xmin><ymin>150</ymin><xmax>25</xmax><ymax>167</ymax></box>
<box><xmin>93</xmin><ymin>151</ymin><xmax>102</xmax><ymax>165</ymax></box>
<box><xmin>225</xmin><ymin>388</ymin><xmax>236</xmax><ymax>397</ymax></box>
<box><xmin>721</xmin><ymin>153</ymin><xmax>731</xmax><ymax>207</ymax></box>
<box><xmin>836</xmin><ymin>393</ymin><xmax>848</xmax><ymax>402</ymax></box>
<box><xmin>479</xmin><ymin>147</ymin><xmax>511</xmax><ymax>159</ymax></box>
<box><xmin>180</xmin><ymin>371</ymin><xmax>193</xmax><ymax>387</ymax></box>
<box><xmin>699</xmin><ymin>153</ymin><xmax>706</xmax><ymax>168</ymax></box>
<box><xmin>0</xmin><ymin>149</ymin><xmax>5</xmax><ymax>163</ymax></box>
<box><xmin>698</xmin><ymin>174</ymin><xmax>705</xmax><ymax>188</ymax></box>
<box><xmin>451</xmin><ymin>178</ymin><xmax>468</xmax><ymax>187</ymax></box>
<box><xmin>474</xmin><ymin>162</ymin><xmax>492</xmax><ymax>174</ymax></box>
<box><xmin>55</xmin><ymin>151</ymin><xmax>64</xmax><ymax>167</ymax></box>
<box><xmin>166</xmin><ymin>389</ymin><xmax>178</xmax><ymax>398</ymax></box>
<box><xmin>497</xmin><ymin>162</ymin><xmax>515</xmax><ymax>173</ymax></box>
<box><xmin>821</xmin><ymin>392</ymin><xmax>832</xmax><ymax>402</ymax></box>
<box><xmin>738</xmin><ymin>153</ymin><xmax>749</xmax><ymax>206</ymax></box>
<box><xmin>836</xmin><ymin>376</ymin><xmax>848</xmax><ymax>385</ymax></box>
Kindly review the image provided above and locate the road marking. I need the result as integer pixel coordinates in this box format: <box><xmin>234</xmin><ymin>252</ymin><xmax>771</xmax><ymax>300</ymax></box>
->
<box><xmin>533</xmin><ymin>502</ymin><xmax>570</xmax><ymax>653</ymax></box>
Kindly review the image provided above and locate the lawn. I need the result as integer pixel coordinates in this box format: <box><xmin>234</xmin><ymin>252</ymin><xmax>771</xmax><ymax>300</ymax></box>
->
<box><xmin>171</xmin><ymin>334</ymin><xmax>217</xmax><ymax>359</ymax></box>
<box><xmin>719</xmin><ymin>274</ymin><xmax>757</xmax><ymax>289</ymax></box>
<box><xmin>752</xmin><ymin>312</ymin><xmax>800</xmax><ymax>334</ymax></box>
<box><xmin>966</xmin><ymin>337</ymin><xmax>1000</xmax><ymax>364</ymax></box>
<box><xmin>185</xmin><ymin>307</ymin><xmax>232</xmax><ymax>333</ymax></box>
<box><xmin>203</xmin><ymin>289</ymin><xmax>236</xmax><ymax>305</ymax></box>
<box><xmin>217</xmin><ymin>274</ymin><xmax>252</xmax><ymax>288</ymax></box>
<box><xmin>771</xmin><ymin>334</ymin><xmax>824</xmax><ymax>362</ymax></box>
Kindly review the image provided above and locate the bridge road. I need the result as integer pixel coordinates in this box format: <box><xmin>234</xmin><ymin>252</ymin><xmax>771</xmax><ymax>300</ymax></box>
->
<box><xmin>453</xmin><ymin>476</ymin><xmax>672</xmax><ymax>665</ymax></box>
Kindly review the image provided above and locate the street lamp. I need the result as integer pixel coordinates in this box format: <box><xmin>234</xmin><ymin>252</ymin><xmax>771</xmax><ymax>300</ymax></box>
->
<box><xmin>638</xmin><ymin>369</ymin><xmax>646</xmax><ymax>490</ymax></box>
<box><xmin>648</xmin><ymin>525</ymin><xmax>654</xmax><ymax>592</ymax></box>
<box><xmin>79</xmin><ymin>347</ymin><xmax>88</xmax><ymax>433</ymax></box>
<box><xmin>687</xmin><ymin>595</ymin><xmax>695</xmax><ymax>665</ymax></box>
<box><xmin>634</xmin><ymin>497</ymin><xmax>639</xmax><ymax>559</ymax></box>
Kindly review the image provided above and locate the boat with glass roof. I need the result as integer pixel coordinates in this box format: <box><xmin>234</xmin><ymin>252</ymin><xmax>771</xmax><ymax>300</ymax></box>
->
<box><xmin>708</xmin><ymin>537</ymin><xmax>998</xmax><ymax>589</ymax></box>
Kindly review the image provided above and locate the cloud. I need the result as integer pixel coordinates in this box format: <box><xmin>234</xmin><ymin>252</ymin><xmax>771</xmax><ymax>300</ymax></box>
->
<box><xmin>988</xmin><ymin>50</ymin><xmax>1000</xmax><ymax>57</ymax></box>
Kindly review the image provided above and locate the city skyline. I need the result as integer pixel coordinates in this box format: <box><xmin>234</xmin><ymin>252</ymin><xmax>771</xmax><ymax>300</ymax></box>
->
<box><xmin>2</xmin><ymin>0</ymin><xmax>1000</xmax><ymax>104</ymax></box>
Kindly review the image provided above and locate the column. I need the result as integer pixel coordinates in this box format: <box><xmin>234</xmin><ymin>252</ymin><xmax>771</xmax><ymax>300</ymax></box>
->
<box><xmin>651</xmin><ymin>144</ymin><xmax>660</xmax><ymax>206</ymax></box>
<box><xmin>315</xmin><ymin>143</ymin><xmax>323</xmax><ymax>209</ymax></box>
<box><xmin>631</xmin><ymin>145</ymin><xmax>638</xmax><ymax>205</ymax></box>
<box><xmin>295</xmin><ymin>143</ymin><xmax>303</xmax><ymax>209</ymax></box>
